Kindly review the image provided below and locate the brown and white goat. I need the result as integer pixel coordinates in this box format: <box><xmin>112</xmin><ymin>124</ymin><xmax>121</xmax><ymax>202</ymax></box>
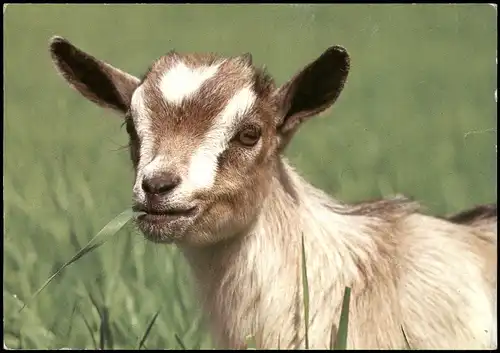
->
<box><xmin>49</xmin><ymin>36</ymin><xmax>497</xmax><ymax>349</ymax></box>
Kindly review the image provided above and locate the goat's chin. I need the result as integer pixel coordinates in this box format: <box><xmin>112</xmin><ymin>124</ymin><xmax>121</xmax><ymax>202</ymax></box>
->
<box><xmin>135</xmin><ymin>215</ymin><xmax>196</xmax><ymax>245</ymax></box>
<box><xmin>135</xmin><ymin>198</ymin><xmax>262</xmax><ymax>246</ymax></box>
<box><xmin>135</xmin><ymin>211</ymin><xmax>222</xmax><ymax>246</ymax></box>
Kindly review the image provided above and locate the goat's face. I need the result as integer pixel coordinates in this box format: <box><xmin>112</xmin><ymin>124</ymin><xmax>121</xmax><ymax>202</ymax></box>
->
<box><xmin>49</xmin><ymin>37</ymin><xmax>350</xmax><ymax>246</ymax></box>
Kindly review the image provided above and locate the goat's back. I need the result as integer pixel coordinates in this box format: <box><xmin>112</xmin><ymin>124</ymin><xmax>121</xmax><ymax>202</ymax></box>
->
<box><xmin>448</xmin><ymin>203</ymin><xmax>497</xmax><ymax>235</ymax></box>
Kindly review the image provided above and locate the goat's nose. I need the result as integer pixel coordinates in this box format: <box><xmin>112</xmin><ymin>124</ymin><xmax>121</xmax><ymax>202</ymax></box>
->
<box><xmin>142</xmin><ymin>173</ymin><xmax>181</xmax><ymax>196</ymax></box>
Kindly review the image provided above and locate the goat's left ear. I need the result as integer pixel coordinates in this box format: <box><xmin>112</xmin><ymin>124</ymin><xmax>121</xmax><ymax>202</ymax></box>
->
<box><xmin>274</xmin><ymin>46</ymin><xmax>350</xmax><ymax>148</ymax></box>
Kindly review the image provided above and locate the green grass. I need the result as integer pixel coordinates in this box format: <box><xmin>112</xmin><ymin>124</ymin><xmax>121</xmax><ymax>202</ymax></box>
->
<box><xmin>3</xmin><ymin>4</ymin><xmax>496</xmax><ymax>349</ymax></box>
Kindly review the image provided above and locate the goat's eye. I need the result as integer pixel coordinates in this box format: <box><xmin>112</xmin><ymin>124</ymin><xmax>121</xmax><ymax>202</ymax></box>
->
<box><xmin>237</xmin><ymin>126</ymin><xmax>261</xmax><ymax>147</ymax></box>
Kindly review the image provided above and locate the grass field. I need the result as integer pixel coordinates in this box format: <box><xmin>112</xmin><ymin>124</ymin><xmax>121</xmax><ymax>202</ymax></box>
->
<box><xmin>3</xmin><ymin>4</ymin><xmax>497</xmax><ymax>349</ymax></box>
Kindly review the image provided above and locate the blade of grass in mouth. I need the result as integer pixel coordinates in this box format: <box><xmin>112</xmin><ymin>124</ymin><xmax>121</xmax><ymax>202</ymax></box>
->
<box><xmin>19</xmin><ymin>208</ymin><xmax>143</xmax><ymax>313</ymax></box>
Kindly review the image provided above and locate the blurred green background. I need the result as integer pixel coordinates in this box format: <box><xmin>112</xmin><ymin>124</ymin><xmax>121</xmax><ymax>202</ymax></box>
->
<box><xmin>3</xmin><ymin>4</ymin><xmax>496</xmax><ymax>349</ymax></box>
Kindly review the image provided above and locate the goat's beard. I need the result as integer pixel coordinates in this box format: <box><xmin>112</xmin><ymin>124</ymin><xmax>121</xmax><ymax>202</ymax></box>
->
<box><xmin>135</xmin><ymin>214</ymin><xmax>196</xmax><ymax>244</ymax></box>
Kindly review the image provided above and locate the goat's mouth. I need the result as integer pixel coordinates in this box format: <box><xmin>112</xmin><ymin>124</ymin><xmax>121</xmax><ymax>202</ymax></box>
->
<box><xmin>134</xmin><ymin>205</ymin><xmax>199</xmax><ymax>223</ymax></box>
<box><xmin>133</xmin><ymin>204</ymin><xmax>201</xmax><ymax>244</ymax></box>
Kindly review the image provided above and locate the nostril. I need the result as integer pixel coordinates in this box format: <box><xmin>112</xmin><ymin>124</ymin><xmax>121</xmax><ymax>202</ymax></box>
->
<box><xmin>156</xmin><ymin>180</ymin><xmax>178</xmax><ymax>194</ymax></box>
<box><xmin>141</xmin><ymin>179</ymin><xmax>156</xmax><ymax>194</ymax></box>
<box><xmin>142</xmin><ymin>173</ymin><xmax>181</xmax><ymax>195</ymax></box>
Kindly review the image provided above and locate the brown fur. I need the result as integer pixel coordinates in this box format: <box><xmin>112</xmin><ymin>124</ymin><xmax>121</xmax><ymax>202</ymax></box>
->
<box><xmin>49</xmin><ymin>36</ymin><xmax>497</xmax><ymax>349</ymax></box>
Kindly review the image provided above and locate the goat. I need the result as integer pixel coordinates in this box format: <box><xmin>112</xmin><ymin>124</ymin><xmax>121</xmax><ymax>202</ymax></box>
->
<box><xmin>49</xmin><ymin>36</ymin><xmax>497</xmax><ymax>349</ymax></box>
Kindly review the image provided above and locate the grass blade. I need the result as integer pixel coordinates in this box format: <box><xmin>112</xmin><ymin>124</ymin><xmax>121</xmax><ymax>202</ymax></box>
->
<box><xmin>19</xmin><ymin>208</ymin><xmax>138</xmax><ymax>313</ymax></box>
<box><xmin>174</xmin><ymin>333</ymin><xmax>187</xmax><ymax>350</ymax></box>
<box><xmin>64</xmin><ymin>301</ymin><xmax>79</xmax><ymax>341</ymax></box>
<box><xmin>99</xmin><ymin>307</ymin><xmax>113</xmax><ymax>350</ymax></box>
<box><xmin>78</xmin><ymin>308</ymin><xmax>97</xmax><ymax>350</ymax></box>
<box><xmin>333</xmin><ymin>287</ymin><xmax>351</xmax><ymax>350</ymax></box>
<box><xmin>245</xmin><ymin>334</ymin><xmax>257</xmax><ymax>350</ymax></box>
<box><xmin>137</xmin><ymin>309</ymin><xmax>161</xmax><ymax>350</ymax></box>
<box><xmin>401</xmin><ymin>325</ymin><xmax>412</xmax><ymax>349</ymax></box>
<box><xmin>301</xmin><ymin>235</ymin><xmax>310</xmax><ymax>349</ymax></box>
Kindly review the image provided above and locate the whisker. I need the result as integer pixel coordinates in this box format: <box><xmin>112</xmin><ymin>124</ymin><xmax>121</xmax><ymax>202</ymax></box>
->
<box><xmin>109</xmin><ymin>143</ymin><xmax>131</xmax><ymax>153</ymax></box>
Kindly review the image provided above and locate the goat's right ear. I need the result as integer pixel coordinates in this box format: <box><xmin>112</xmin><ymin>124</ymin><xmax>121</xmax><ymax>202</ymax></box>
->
<box><xmin>49</xmin><ymin>36</ymin><xmax>140</xmax><ymax>115</ymax></box>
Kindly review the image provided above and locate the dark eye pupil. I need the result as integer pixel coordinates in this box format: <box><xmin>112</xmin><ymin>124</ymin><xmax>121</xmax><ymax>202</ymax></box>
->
<box><xmin>238</xmin><ymin>127</ymin><xmax>261</xmax><ymax>146</ymax></box>
<box><xmin>244</xmin><ymin>131</ymin><xmax>257</xmax><ymax>139</ymax></box>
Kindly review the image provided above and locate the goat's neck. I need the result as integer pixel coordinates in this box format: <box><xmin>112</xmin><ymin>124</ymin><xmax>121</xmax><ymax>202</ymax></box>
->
<box><xmin>181</xmin><ymin>158</ymin><xmax>351</xmax><ymax>285</ymax></box>
<box><xmin>180</xmin><ymin>158</ymin><xmax>383</xmax><ymax>348</ymax></box>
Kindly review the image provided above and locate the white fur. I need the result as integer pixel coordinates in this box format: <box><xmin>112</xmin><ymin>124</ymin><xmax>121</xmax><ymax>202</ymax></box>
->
<box><xmin>160</xmin><ymin>61</ymin><xmax>221</xmax><ymax>105</ymax></box>
<box><xmin>182</xmin><ymin>86</ymin><xmax>257</xmax><ymax>192</ymax></box>
<box><xmin>142</xmin><ymin>155</ymin><xmax>169</xmax><ymax>179</ymax></box>
<box><xmin>130</xmin><ymin>85</ymin><xmax>155</xmax><ymax>198</ymax></box>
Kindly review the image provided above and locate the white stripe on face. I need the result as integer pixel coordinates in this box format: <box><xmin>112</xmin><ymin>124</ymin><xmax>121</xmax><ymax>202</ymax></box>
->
<box><xmin>130</xmin><ymin>85</ymin><xmax>155</xmax><ymax>197</ymax></box>
<box><xmin>160</xmin><ymin>61</ymin><xmax>221</xmax><ymax>105</ymax></box>
<box><xmin>182</xmin><ymin>86</ymin><xmax>257</xmax><ymax>192</ymax></box>
<box><xmin>130</xmin><ymin>85</ymin><xmax>155</xmax><ymax>164</ymax></box>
